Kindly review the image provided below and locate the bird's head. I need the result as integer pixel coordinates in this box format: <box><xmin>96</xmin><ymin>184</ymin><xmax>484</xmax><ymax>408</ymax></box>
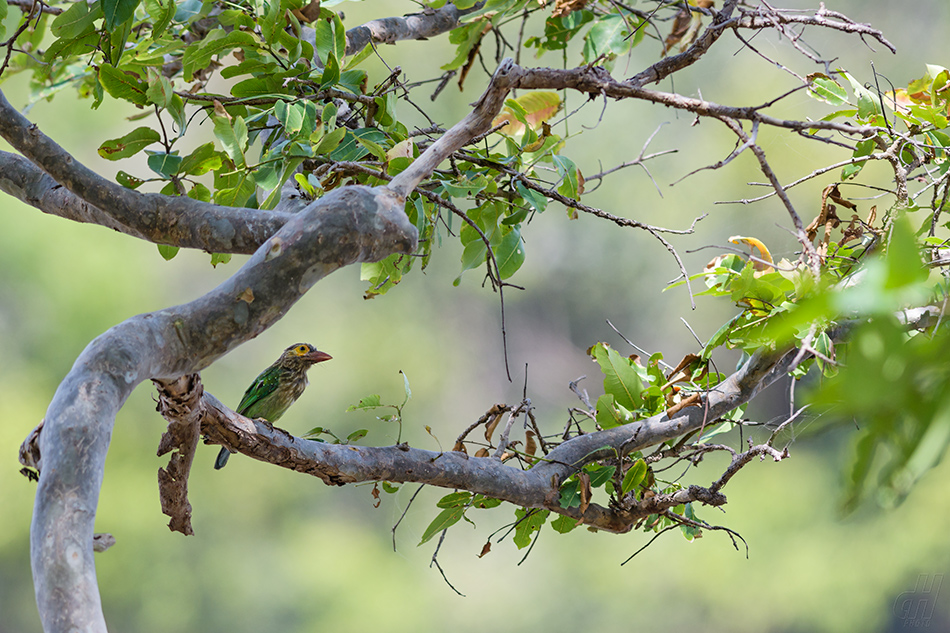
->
<box><xmin>280</xmin><ymin>343</ymin><xmax>333</xmax><ymax>370</ymax></box>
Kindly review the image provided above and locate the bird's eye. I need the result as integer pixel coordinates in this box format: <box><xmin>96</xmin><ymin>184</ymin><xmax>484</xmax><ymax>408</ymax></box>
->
<box><xmin>296</xmin><ymin>345</ymin><xmax>309</xmax><ymax>354</ymax></box>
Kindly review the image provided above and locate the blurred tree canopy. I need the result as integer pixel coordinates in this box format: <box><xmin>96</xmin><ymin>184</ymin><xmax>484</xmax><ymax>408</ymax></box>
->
<box><xmin>3</xmin><ymin>0</ymin><xmax>950</xmax><ymax>631</ymax></box>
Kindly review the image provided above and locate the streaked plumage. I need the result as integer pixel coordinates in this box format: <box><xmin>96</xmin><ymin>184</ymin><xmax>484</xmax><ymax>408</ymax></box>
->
<box><xmin>214</xmin><ymin>343</ymin><xmax>332</xmax><ymax>470</ymax></box>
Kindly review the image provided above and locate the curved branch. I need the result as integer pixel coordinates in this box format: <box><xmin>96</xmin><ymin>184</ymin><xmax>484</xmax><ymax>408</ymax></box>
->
<box><xmin>176</xmin><ymin>344</ymin><xmax>797</xmax><ymax>536</ymax></box>
<box><xmin>0</xmin><ymin>90</ymin><xmax>289</xmax><ymax>254</ymax></box>
<box><xmin>29</xmin><ymin>184</ymin><xmax>417</xmax><ymax>633</ymax></box>
<box><xmin>628</xmin><ymin>0</ymin><xmax>740</xmax><ymax>87</ymax></box>
<box><xmin>344</xmin><ymin>2</ymin><xmax>485</xmax><ymax>56</ymax></box>
<box><xmin>513</xmin><ymin>64</ymin><xmax>876</xmax><ymax>138</ymax></box>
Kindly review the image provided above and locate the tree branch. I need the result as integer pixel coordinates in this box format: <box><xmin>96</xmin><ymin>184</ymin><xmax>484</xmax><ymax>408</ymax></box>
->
<box><xmin>27</xmin><ymin>183</ymin><xmax>417</xmax><ymax>633</ymax></box>
<box><xmin>344</xmin><ymin>2</ymin><xmax>485</xmax><ymax>56</ymax></box>
<box><xmin>0</xmin><ymin>90</ymin><xmax>289</xmax><ymax>254</ymax></box>
<box><xmin>154</xmin><ymin>344</ymin><xmax>799</xmax><ymax>538</ymax></box>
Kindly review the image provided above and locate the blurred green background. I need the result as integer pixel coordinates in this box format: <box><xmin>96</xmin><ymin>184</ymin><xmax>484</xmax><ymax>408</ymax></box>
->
<box><xmin>2</xmin><ymin>1</ymin><xmax>950</xmax><ymax>631</ymax></box>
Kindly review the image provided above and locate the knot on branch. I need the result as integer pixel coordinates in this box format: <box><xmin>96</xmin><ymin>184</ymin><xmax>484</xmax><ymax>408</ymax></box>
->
<box><xmin>154</xmin><ymin>374</ymin><xmax>205</xmax><ymax>536</ymax></box>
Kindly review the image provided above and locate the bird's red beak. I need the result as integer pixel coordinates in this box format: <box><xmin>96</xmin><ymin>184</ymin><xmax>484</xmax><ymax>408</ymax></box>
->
<box><xmin>305</xmin><ymin>350</ymin><xmax>333</xmax><ymax>364</ymax></box>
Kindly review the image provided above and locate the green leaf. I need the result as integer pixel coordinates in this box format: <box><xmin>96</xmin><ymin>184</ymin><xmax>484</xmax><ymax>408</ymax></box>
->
<box><xmin>103</xmin><ymin>0</ymin><xmax>140</xmax><ymax>30</ymax></box>
<box><xmin>346</xmin><ymin>429</ymin><xmax>368</xmax><ymax>443</ymax></box>
<box><xmin>698</xmin><ymin>421</ymin><xmax>736</xmax><ymax>444</ymax></box>
<box><xmin>814</xmin><ymin>331</ymin><xmax>837</xmax><ymax>378</ymax></box>
<box><xmin>840</xmin><ymin>70</ymin><xmax>881</xmax><ymax>120</ymax></box>
<box><xmin>495</xmin><ymin>228</ymin><xmax>525</xmax><ymax>279</ymax></box>
<box><xmin>214</xmin><ymin>170</ymin><xmax>255</xmax><ymax>207</ymax></box>
<box><xmin>679</xmin><ymin>503</ymin><xmax>702</xmax><ymax>541</ymax></box>
<box><xmin>842</xmin><ymin>138</ymin><xmax>875</xmax><ymax>180</ymax></box>
<box><xmin>590</xmin><ymin>342</ymin><xmax>644</xmax><ymax>410</ymax></box>
<box><xmin>275</xmin><ymin>100</ymin><xmax>306</xmax><ymax>136</ymax></box>
<box><xmin>314</xmin><ymin>14</ymin><xmax>345</xmax><ymax>64</ymax></box>
<box><xmin>157</xmin><ymin>243</ymin><xmax>179</xmax><ymax>260</ymax></box>
<box><xmin>621</xmin><ymin>459</ymin><xmax>647</xmax><ymax>494</ymax></box>
<box><xmin>321</xmin><ymin>52</ymin><xmax>340</xmax><ymax>88</ymax></box>
<box><xmin>701</xmin><ymin>314</ymin><xmax>742</xmax><ymax>361</ymax></box>
<box><xmin>0</xmin><ymin>1</ymin><xmax>7</xmax><ymax>41</ymax></box>
<box><xmin>456</xmin><ymin>239</ymin><xmax>488</xmax><ymax>282</ymax></box>
<box><xmin>401</xmin><ymin>371</ymin><xmax>412</xmax><ymax>405</ymax></box>
<box><xmin>328</xmin><ymin>127</ymin><xmax>389</xmax><ymax>162</ymax></box>
<box><xmin>515</xmin><ymin>181</ymin><xmax>547</xmax><ymax>213</ymax></box>
<box><xmin>182</xmin><ymin>30</ymin><xmax>258</xmax><ymax>81</ymax></box>
<box><xmin>587</xmin><ymin>465</ymin><xmax>615</xmax><ymax>488</ymax></box>
<box><xmin>213</xmin><ymin>115</ymin><xmax>248</xmax><ymax>167</ymax></box>
<box><xmin>558</xmin><ymin>479</ymin><xmax>581</xmax><ymax>508</ymax></box>
<box><xmin>381</xmin><ymin>481</ymin><xmax>400</xmax><ymax>494</ymax></box>
<box><xmin>229</xmin><ymin>76</ymin><xmax>285</xmax><ymax>99</ymax></box>
<box><xmin>179</xmin><ymin>143</ymin><xmax>223</xmax><ymax>176</ymax></box>
<box><xmin>313</xmin><ymin>126</ymin><xmax>346</xmax><ymax>155</ymax></box>
<box><xmin>260</xmin><ymin>0</ymin><xmax>282</xmax><ymax>42</ymax></box>
<box><xmin>513</xmin><ymin>508</ymin><xmax>549</xmax><ymax>549</ymax></box>
<box><xmin>361</xmin><ymin>251</ymin><xmax>409</xmax><ymax>298</ymax></box>
<box><xmin>187</xmin><ymin>183</ymin><xmax>211</xmax><ymax>202</ymax></box>
<box><xmin>436</xmin><ymin>491</ymin><xmax>472</xmax><ymax>508</ymax></box>
<box><xmin>471</xmin><ymin>494</ymin><xmax>502</xmax><ymax>509</ymax></box>
<box><xmin>884</xmin><ymin>217</ymin><xmax>927</xmax><ymax>290</ymax></box>
<box><xmin>145</xmin><ymin>0</ymin><xmax>176</xmax><ymax>38</ymax></box>
<box><xmin>441</xmin><ymin>20</ymin><xmax>484</xmax><ymax>71</ymax></box>
<box><xmin>346</xmin><ymin>394</ymin><xmax>383</xmax><ymax>411</ymax></box>
<box><xmin>51</xmin><ymin>0</ymin><xmax>102</xmax><ymax>39</ymax></box>
<box><xmin>808</xmin><ymin>75</ymin><xmax>848</xmax><ymax>106</ymax></box>
<box><xmin>146</xmin><ymin>71</ymin><xmax>174</xmax><ymax>109</ymax></box>
<box><xmin>553</xmin><ymin>154</ymin><xmax>580</xmax><ymax>199</ymax></box>
<box><xmin>582</xmin><ymin>14</ymin><xmax>637</xmax><ymax>63</ymax></box>
<box><xmin>354</xmin><ymin>134</ymin><xmax>387</xmax><ymax>162</ymax></box>
<box><xmin>98</xmin><ymin>65</ymin><xmax>149</xmax><ymax>106</ymax></box>
<box><xmin>209</xmin><ymin>253</ymin><xmax>232</xmax><ymax>267</ymax></box>
<box><xmin>116</xmin><ymin>170</ymin><xmax>145</xmax><ymax>189</ymax></box>
<box><xmin>418</xmin><ymin>506</ymin><xmax>467</xmax><ymax>545</ymax></box>
<box><xmin>595</xmin><ymin>393</ymin><xmax>633</xmax><ymax>429</ymax></box>
<box><xmin>550</xmin><ymin>514</ymin><xmax>579</xmax><ymax>534</ymax></box>
<box><xmin>146</xmin><ymin>152</ymin><xmax>182</xmax><ymax>177</ymax></box>
<box><xmin>98</xmin><ymin>127</ymin><xmax>161</xmax><ymax>160</ymax></box>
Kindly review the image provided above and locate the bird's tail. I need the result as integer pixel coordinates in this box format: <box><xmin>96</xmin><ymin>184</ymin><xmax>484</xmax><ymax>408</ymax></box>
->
<box><xmin>214</xmin><ymin>447</ymin><xmax>231</xmax><ymax>470</ymax></box>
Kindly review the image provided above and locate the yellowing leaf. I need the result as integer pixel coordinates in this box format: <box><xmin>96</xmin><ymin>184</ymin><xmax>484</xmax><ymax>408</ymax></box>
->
<box><xmin>728</xmin><ymin>235</ymin><xmax>774</xmax><ymax>273</ymax></box>
<box><xmin>492</xmin><ymin>91</ymin><xmax>561</xmax><ymax>135</ymax></box>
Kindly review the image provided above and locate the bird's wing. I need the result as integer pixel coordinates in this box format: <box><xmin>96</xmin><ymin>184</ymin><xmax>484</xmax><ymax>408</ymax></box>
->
<box><xmin>235</xmin><ymin>365</ymin><xmax>282</xmax><ymax>416</ymax></box>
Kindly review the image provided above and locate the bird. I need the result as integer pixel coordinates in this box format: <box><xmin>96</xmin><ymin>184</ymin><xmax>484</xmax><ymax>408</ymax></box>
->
<box><xmin>214</xmin><ymin>342</ymin><xmax>332</xmax><ymax>470</ymax></box>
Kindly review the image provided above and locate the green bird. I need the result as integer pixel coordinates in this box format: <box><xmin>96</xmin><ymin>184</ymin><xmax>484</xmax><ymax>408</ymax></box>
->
<box><xmin>215</xmin><ymin>343</ymin><xmax>332</xmax><ymax>470</ymax></box>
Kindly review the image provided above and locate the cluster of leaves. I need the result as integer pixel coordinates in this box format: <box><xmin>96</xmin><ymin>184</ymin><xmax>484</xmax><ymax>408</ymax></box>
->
<box><xmin>0</xmin><ymin>0</ymin><xmax>653</xmax><ymax>294</ymax></box>
<box><xmin>7</xmin><ymin>0</ymin><xmax>950</xmax><ymax>542</ymax></box>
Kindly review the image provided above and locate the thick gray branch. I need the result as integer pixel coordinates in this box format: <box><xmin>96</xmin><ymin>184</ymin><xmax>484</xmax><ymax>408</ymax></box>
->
<box><xmin>181</xmin><ymin>344</ymin><xmax>797</xmax><ymax>535</ymax></box>
<box><xmin>29</xmin><ymin>184</ymin><xmax>416</xmax><ymax>633</ymax></box>
<box><xmin>344</xmin><ymin>2</ymin><xmax>484</xmax><ymax>56</ymax></box>
<box><xmin>0</xmin><ymin>90</ymin><xmax>289</xmax><ymax>254</ymax></box>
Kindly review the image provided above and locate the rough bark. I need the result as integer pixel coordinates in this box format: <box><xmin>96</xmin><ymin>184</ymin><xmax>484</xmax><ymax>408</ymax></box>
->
<box><xmin>155</xmin><ymin>346</ymin><xmax>796</xmax><ymax>535</ymax></box>
<box><xmin>12</xmin><ymin>55</ymin><xmax>524</xmax><ymax>633</ymax></box>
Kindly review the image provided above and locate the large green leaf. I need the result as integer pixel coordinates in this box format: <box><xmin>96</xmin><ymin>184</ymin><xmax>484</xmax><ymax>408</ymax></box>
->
<box><xmin>51</xmin><ymin>0</ymin><xmax>102</xmax><ymax>39</ymax></box>
<box><xmin>145</xmin><ymin>0</ymin><xmax>176</xmax><ymax>38</ymax></box>
<box><xmin>590</xmin><ymin>342</ymin><xmax>644</xmax><ymax>411</ymax></box>
<box><xmin>513</xmin><ymin>508</ymin><xmax>549</xmax><ymax>549</ymax></box>
<box><xmin>179</xmin><ymin>143</ymin><xmax>223</xmax><ymax>176</ymax></box>
<box><xmin>182</xmin><ymin>30</ymin><xmax>258</xmax><ymax>81</ymax></box>
<box><xmin>494</xmin><ymin>228</ymin><xmax>525</xmax><ymax>279</ymax></box>
<box><xmin>98</xmin><ymin>127</ymin><xmax>160</xmax><ymax>160</ymax></box>
<box><xmin>418</xmin><ymin>506</ymin><xmax>467</xmax><ymax>545</ymax></box>
<box><xmin>213</xmin><ymin>115</ymin><xmax>248</xmax><ymax>167</ymax></box>
<box><xmin>98</xmin><ymin>65</ymin><xmax>149</xmax><ymax>105</ymax></box>
<box><xmin>103</xmin><ymin>0</ymin><xmax>140</xmax><ymax>30</ymax></box>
